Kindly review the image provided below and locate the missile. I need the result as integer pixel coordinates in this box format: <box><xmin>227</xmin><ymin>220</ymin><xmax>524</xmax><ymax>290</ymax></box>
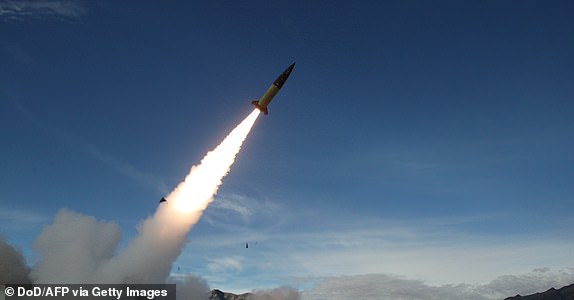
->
<box><xmin>251</xmin><ymin>62</ymin><xmax>295</xmax><ymax>115</ymax></box>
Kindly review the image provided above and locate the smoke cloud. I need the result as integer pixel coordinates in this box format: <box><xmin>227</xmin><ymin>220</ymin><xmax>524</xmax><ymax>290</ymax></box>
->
<box><xmin>22</xmin><ymin>109</ymin><xmax>260</xmax><ymax>292</ymax></box>
<box><xmin>30</xmin><ymin>209</ymin><xmax>120</xmax><ymax>283</ymax></box>
<box><xmin>169</xmin><ymin>274</ymin><xmax>210</xmax><ymax>300</ymax></box>
<box><xmin>0</xmin><ymin>235</ymin><xmax>31</xmax><ymax>284</ymax></box>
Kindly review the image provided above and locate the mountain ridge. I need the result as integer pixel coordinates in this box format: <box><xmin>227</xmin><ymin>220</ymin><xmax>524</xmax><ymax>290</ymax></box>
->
<box><xmin>504</xmin><ymin>282</ymin><xmax>574</xmax><ymax>300</ymax></box>
<box><xmin>209</xmin><ymin>289</ymin><xmax>252</xmax><ymax>300</ymax></box>
<box><xmin>208</xmin><ymin>282</ymin><xmax>574</xmax><ymax>300</ymax></box>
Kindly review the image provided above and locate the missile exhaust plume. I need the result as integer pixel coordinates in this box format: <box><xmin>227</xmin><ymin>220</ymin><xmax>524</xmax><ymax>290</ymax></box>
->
<box><xmin>94</xmin><ymin>108</ymin><xmax>261</xmax><ymax>283</ymax></box>
<box><xmin>168</xmin><ymin>108</ymin><xmax>261</xmax><ymax>213</ymax></box>
<box><xmin>31</xmin><ymin>109</ymin><xmax>261</xmax><ymax>285</ymax></box>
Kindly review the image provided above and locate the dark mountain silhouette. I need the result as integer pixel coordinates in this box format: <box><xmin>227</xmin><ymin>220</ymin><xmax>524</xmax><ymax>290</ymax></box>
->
<box><xmin>504</xmin><ymin>283</ymin><xmax>574</xmax><ymax>300</ymax></box>
<box><xmin>209</xmin><ymin>289</ymin><xmax>252</xmax><ymax>300</ymax></box>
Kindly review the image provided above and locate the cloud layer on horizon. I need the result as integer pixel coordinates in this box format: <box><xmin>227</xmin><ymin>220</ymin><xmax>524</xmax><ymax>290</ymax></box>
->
<box><xmin>301</xmin><ymin>269</ymin><xmax>574</xmax><ymax>300</ymax></box>
<box><xmin>177</xmin><ymin>194</ymin><xmax>574</xmax><ymax>292</ymax></box>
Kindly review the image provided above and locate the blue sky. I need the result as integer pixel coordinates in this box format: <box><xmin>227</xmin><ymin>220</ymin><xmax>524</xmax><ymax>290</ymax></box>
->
<box><xmin>1</xmin><ymin>0</ymin><xmax>573</xmax><ymax>297</ymax></box>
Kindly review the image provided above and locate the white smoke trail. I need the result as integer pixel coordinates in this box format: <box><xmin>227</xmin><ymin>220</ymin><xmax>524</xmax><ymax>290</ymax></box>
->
<box><xmin>93</xmin><ymin>109</ymin><xmax>260</xmax><ymax>283</ymax></box>
<box><xmin>168</xmin><ymin>109</ymin><xmax>261</xmax><ymax>214</ymax></box>
<box><xmin>31</xmin><ymin>109</ymin><xmax>260</xmax><ymax>285</ymax></box>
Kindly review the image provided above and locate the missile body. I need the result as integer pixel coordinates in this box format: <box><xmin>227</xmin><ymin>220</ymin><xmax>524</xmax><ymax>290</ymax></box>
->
<box><xmin>251</xmin><ymin>62</ymin><xmax>295</xmax><ymax>115</ymax></box>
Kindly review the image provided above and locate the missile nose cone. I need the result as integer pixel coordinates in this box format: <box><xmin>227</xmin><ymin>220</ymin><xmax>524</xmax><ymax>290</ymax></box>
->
<box><xmin>273</xmin><ymin>62</ymin><xmax>296</xmax><ymax>88</ymax></box>
<box><xmin>285</xmin><ymin>62</ymin><xmax>295</xmax><ymax>74</ymax></box>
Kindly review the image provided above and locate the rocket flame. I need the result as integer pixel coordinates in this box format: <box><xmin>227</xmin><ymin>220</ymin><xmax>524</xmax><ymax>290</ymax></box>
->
<box><xmin>168</xmin><ymin>108</ymin><xmax>260</xmax><ymax>213</ymax></box>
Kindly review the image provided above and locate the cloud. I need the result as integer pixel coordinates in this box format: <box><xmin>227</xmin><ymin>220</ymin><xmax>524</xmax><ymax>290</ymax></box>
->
<box><xmin>202</xmin><ymin>194</ymin><xmax>283</xmax><ymax>229</ymax></box>
<box><xmin>477</xmin><ymin>267</ymin><xmax>574</xmax><ymax>298</ymax></box>
<box><xmin>0</xmin><ymin>207</ymin><xmax>49</xmax><ymax>231</ymax></box>
<box><xmin>0</xmin><ymin>0</ymin><xmax>85</xmax><ymax>21</ymax></box>
<box><xmin>207</xmin><ymin>256</ymin><xmax>244</xmax><ymax>273</ymax></box>
<box><xmin>285</xmin><ymin>226</ymin><xmax>574</xmax><ymax>286</ymax></box>
<box><xmin>207</xmin><ymin>195</ymin><xmax>254</xmax><ymax>222</ymax></box>
<box><xmin>177</xmin><ymin>206</ymin><xmax>574</xmax><ymax>293</ymax></box>
<box><xmin>193</xmin><ymin>211</ymin><xmax>569</xmax><ymax>287</ymax></box>
<box><xmin>302</xmin><ymin>269</ymin><xmax>574</xmax><ymax>300</ymax></box>
<box><xmin>250</xmin><ymin>286</ymin><xmax>300</xmax><ymax>300</ymax></box>
<box><xmin>302</xmin><ymin>274</ymin><xmax>486</xmax><ymax>300</ymax></box>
